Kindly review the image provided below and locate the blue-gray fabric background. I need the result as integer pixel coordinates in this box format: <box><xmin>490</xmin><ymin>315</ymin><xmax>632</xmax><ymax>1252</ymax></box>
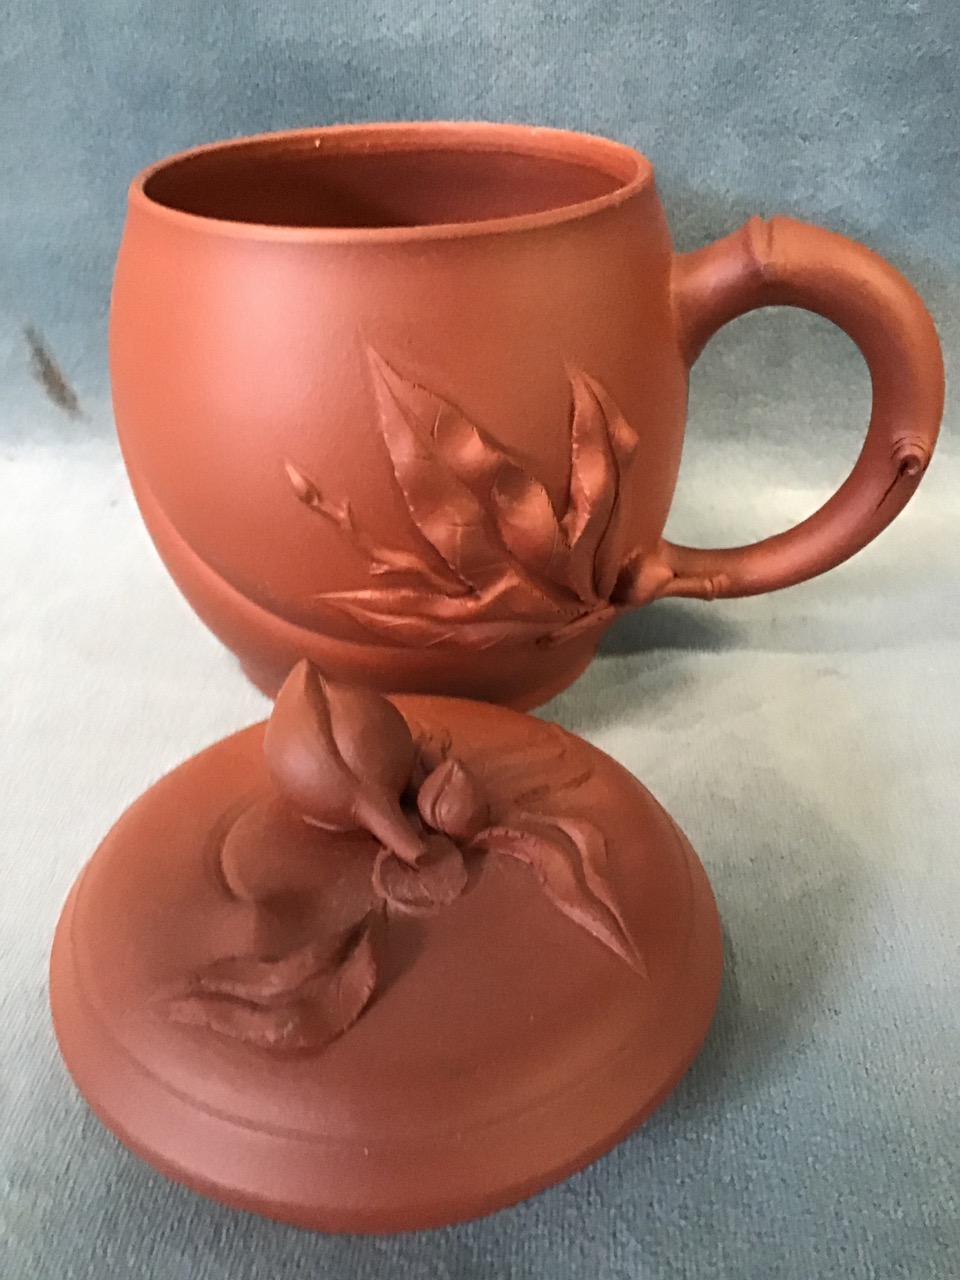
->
<box><xmin>1</xmin><ymin>2</ymin><xmax>957</xmax><ymax>1277</ymax></box>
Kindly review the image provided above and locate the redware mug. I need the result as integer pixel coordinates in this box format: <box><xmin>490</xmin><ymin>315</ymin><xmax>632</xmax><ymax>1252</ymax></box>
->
<box><xmin>110</xmin><ymin>122</ymin><xmax>944</xmax><ymax>707</ymax></box>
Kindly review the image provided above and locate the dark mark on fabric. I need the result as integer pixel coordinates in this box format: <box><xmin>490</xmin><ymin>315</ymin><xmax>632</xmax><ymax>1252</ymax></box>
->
<box><xmin>24</xmin><ymin>325</ymin><xmax>83</xmax><ymax>418</ymax></box>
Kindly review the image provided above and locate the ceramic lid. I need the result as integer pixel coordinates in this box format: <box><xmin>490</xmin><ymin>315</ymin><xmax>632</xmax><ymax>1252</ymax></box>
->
<box><xmin>50</xmin><ymin>663</ymin><xmax>721</xmax><ymax>1231</ymax></box>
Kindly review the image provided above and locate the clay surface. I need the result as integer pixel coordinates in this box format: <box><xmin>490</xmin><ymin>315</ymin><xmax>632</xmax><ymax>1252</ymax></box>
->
<box><xmin>110</xmin><ymin>123</ymin><xmax>943</xmax><ymax>703</ymax></box>
<box><xmin>50</xmin><ymin>666</ymin><xmax>722</xmax><ymax>1231</ymax></box>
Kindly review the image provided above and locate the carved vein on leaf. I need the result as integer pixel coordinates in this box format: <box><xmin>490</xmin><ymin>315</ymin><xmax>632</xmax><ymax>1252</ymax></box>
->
<box><xmin>476</xmin><ymin>819</ymin><xmax>646</xmax><ymax>976</ymax></box>
<box><xmin>159</xmin><ymin>912</ymin><xmax>380</xmax><ymax>1054</ymax></box>
<box><xmin>561</xmin><ymin>370</ymin><xmax>619</xmax><ymax>603</ymax></box>
<box><xmin>285</xmin><ymin>457</ymin><xmax>467</xmax><ymax>594</ymax></box>
<box><xmin>287</xmin><ymin>348</ymin><xmax>648</xmax><ymax>646</ymax></box>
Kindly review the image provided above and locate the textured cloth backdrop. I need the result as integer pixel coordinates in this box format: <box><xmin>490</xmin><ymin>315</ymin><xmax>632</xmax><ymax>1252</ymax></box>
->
<box><xmin>1</xmin><ymin>2</ymin><xmax>957</xmax><ymax>1278</ymax></box>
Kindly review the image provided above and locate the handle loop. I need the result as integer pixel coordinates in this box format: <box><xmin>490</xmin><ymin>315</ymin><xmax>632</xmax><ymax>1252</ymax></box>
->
<box><xmin>656</xmin><ymin>216</ymin><xmax>944</xmax><ymax>600</ymax></box>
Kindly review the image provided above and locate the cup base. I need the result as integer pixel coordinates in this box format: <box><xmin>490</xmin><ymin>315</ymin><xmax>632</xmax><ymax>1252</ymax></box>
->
<box><xmin>238</xmin><ymin>639</ymin><xmax>598</xmax><ymax>709</ymax></box>
<box><xmin>128</xmin><ymin>465</ymin><xmax>610</xmax><ymax>708</ymax></box>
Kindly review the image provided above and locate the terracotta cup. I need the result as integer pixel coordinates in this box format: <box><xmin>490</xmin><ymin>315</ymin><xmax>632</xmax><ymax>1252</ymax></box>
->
<box><xmin>111</xmin><ymin>123</ymin><xmax>944</xmax><ymax>706</ymax></box>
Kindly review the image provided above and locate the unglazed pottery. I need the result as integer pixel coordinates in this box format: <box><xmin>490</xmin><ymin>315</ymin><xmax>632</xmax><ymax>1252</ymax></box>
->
<box><xmin>50</xmin><ymin>663</ymin><xmax>722</xmax><ymax>1231</ymax></box>
<box><xmin>110</xmin><ymin>122</ymin><xmax>944</xmax><ymax>706</ymax></box>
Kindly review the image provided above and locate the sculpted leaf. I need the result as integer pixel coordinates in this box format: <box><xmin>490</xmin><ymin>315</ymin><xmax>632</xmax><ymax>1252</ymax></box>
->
<box><xmin>188</xmin><ymin>935</ymin><xmax>341</xmax><ymax>1005</ymax></box>
<box><xmin>220</xmin><ymin>795</ymin><xmax>334</xmax><ymax>902</ymax></box>
<box><xmin>475</xmin><ymin>721</ymin><xmax>595</xmax><ymax>811</ymax></box>
<box><xmin>373</xmin><ymin>350</ymin><xmax>570</xmax><ymax>588</ymax></box>
<box><xmin>370</xmin><ymin>352</ymin><xmax>529</xmax><ymax>593</ymax></box>
<box><xmin>321</xmin><ymin>563</ymin><xmax>586</xmax><ymax>648</ymax></box>
<box><xmin>585</xmin><ymin>376</ymin><xmax>642</xmax><ymax>600</ymax></box>
<box><xmin>561</xmin><ymin>369</ymin><xmax>619</xmax><ymax>604</ymax></box>
<box><xmin>490</xmin><ymin>462</ymin><xmax>569</xmax><ymax>587</ymax></box>
<box><xmin>298</xmin><ymin>349</ymin><xmax>652</xmax><ymax>647</ymax></box>
<box><xmin>218</xmin><ymin>794</ymin><xmax>380</xmax><ymax>905</ymax></box>
<box><xmin>476</xmin><ymin>819</ymin><xmax>646</xmax><ymax>975</ymax></box>
<box><xmin>324</xmin><ymin>591</ymin><xmax>572</xmax><ymax>649</ymax></box>
<box><xmin>508</xmin><ymin>766</ymin><xmax>592</xmax><ymax>809</ymax></box>
<box><xmin>285</xmin><ymin>457</ymin><xmax>465</xmax><ymax>593</ymax></box>
<box><xmin>160</xmin><ymin>913</ymin><xmax>380</xmax><ymax>1055</ymax></box>
<box><xmin>372</xmin><ymin>835</ymin><xmax>468</xmax><ymax>916</ymax></box>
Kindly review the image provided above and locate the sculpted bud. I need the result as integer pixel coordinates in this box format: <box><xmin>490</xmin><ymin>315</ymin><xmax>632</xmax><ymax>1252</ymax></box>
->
<box><xmin>264</xmin><ymin>660</ymin><xmax>424</xmax><ymax>864</ymax></box>
<box><xmin>417</xmin><ymin>757</ymin><xmax>490</xmax><ymax>842</ymax></box>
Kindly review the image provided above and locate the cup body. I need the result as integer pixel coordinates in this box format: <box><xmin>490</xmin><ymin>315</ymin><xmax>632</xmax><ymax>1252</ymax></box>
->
<box><xmin>111</xmin><ymin>123</ymin><xmax>688</xmax><ymax>705</ymax></box>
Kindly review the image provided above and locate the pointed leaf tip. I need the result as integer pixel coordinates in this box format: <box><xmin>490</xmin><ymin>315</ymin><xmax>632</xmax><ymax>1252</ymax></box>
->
<box><xmin>284</xmin><ymin>458</ymin><xmax>322</xmax><ymax>506</ymax></box>
<box><xmin>367</xmin><ymin>345</ymin><xmax>579</xmax><ymax>602</ymax></box>
<box><xmin>479</xmin><ymin>819</ymin><xmax>646</xmax><ymax>976</ymax></box>
<box><xmin>558</xmin><ymin>369</ymin><xmax>621</xmax><ymax>604</ymax></box>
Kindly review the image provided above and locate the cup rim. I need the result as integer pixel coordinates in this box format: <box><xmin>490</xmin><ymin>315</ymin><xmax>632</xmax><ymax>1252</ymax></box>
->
<box><xmin>129</xmin><ymin>121</ymin><xmax>654</xmax><ymax>243</ymax></box>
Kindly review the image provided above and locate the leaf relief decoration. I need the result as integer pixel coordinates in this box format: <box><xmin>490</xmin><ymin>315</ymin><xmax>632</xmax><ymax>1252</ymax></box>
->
<box><xmin>159</xmin><ymin>914</ymin><xmax>380</xmax><ymax>1055</ymax></box>
<box><xmin>474</xmin><ymin>820</ymin><xmax>646</xmax><ymax>976</ymax></box>
<box><xmin>285</xmin><ymin>351</ymin><xmax>654</xmax><ymax>648</ymax></box>
<box><xmin>157</xmin><ymin>664</ymin><xmax>646</xmax><ymax>1056</ymax></box>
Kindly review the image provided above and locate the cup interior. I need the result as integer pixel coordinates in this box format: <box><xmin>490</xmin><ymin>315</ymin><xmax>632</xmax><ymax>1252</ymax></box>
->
<box><xmin>141</xmin><ymin>126</ymin><xmax>644</xmax><ymax>231</ymax></box>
